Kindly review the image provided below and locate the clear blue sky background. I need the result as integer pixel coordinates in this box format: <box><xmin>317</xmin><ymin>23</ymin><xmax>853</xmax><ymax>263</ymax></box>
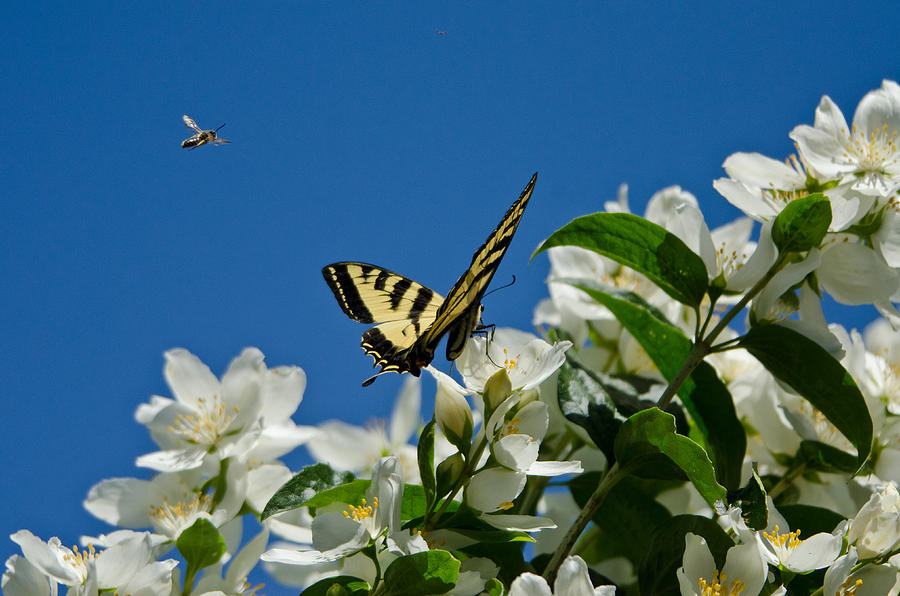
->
<box><xmin>2</xmin><ymin>3</ymin><xmax>898</xmax><ymax>593</ymax></box>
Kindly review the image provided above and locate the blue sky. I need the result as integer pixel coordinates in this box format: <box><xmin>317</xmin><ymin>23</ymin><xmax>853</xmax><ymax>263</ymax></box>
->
<box><xmin>2</xmin><ymin>3</ymin><xmax>899</xmax><ymax>593</ymax></box>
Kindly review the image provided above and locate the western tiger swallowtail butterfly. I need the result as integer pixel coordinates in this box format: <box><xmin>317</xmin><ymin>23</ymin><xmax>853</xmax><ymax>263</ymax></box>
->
<box><xmin>322</xmin><ymin>173</ymin><xmax>537</xmax><ymax>386</ymax></box>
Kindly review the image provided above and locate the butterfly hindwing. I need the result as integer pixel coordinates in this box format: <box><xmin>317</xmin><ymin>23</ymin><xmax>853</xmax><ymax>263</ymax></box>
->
<box><xmin>322</xmin><ymin>263</ymin><xmax>444</xmax><ymax>380</ymax></box>
<box><xmin>322</xmin><ymin>173</ymin><xmax>537</xmax><ymax>385</ymax></box>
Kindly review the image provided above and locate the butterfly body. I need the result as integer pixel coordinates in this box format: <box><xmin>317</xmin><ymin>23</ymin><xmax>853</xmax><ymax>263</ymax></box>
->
<box><xmin>322</xmin><ymin>173</ymin><xmax>537</xmax><ymax>386</ymax></box>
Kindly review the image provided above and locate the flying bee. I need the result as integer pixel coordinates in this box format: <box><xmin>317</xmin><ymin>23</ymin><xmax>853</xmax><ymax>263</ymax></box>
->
<box><xmin>181</xmin><ymin>115</ymin><xmax>230</xmax><ymax>150</ymax></box>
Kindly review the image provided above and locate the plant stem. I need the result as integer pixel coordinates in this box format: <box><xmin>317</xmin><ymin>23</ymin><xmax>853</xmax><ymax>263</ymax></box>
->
<box><xmin>656</xmin><ymin>254</ymin><xmax>787</xmax><ymax>410</ymax></box>
<box><xmin>542</xmin><ymin>462</ymin><xmax>624</xmax><ymax>586</ymax></box>
<box><xmin>427</xmin><ymin>435</ymin><xmax>488</xmax><ymax>529</ymax></box>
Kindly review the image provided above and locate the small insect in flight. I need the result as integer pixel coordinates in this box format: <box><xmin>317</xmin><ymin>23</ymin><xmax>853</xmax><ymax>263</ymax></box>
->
<box><xmin>181</xmin><ymin>115</ymin><xmax>230</xmax><ymax>150</ymax></box>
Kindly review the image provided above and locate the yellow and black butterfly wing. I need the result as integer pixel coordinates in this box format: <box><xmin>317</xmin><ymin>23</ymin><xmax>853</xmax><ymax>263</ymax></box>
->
<box><xmin>322</xmin><ymin>262</ymin><xmax>444</xmax><ymax>382</ymax></box>
<box><xmin>322</xmin><ymin>172</ymin><xmax>536</xmax><ymax>385</ymax></box>
<box><xmin>415</xmin><ymin>172</ymin><xmax>537</xmax><ymax>363</ymax></box>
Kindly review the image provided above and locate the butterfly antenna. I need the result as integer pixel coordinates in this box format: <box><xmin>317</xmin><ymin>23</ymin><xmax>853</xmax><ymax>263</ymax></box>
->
<box><xmin>362</xmin><ymin>369</ymin><xmax>394</xmax><ymax>387</ymax></box>
<box><xmin>483</xmin><ymin>275</ymin><xmax>516</xmax><ymax>298</ymax></box>
<box><xmin>215</xmin><ymin>123</ymin><xmax>227</xmax><ymax>132</ymax></box>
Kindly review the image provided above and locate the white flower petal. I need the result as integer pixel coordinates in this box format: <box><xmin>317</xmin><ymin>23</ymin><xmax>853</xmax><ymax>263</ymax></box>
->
<box><xmin>134</xmin><ymin>447</ymin><xmax>206</xmax><ymax>473</ymax></box>
<box><xmin>163</xmin><ymin>348</ymin><xmax>221</xmax><ymax>409</ymax></box>
<box><xmin>480</xmin><ymin>514</ymin><xmax>557</xmax><ymax>532</ymax></box>
<box><xmin>526</xmin><ymin>460</ymin><xmax>584</xmax><ymax>476</ymax></box>
<box><xmin>509</xmin><ymin>572</ymin><xmax>552</xmax><ymax>596</ymax></box>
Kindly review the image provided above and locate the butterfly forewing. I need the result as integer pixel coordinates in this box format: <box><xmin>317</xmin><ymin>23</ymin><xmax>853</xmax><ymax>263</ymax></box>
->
<box><xmin>421</xmin><ymin>173</ymin><xmax>536</xmax><ymax>350</ymax></box>
<box><xmin>322</xmin><ymin>263</ymin><xmax>444</xmax><ymax>323</ymax></box>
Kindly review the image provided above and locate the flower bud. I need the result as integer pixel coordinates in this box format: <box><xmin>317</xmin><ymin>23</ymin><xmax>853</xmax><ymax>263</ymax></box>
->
<box><xmin>436</xmin><ymin>453</ymin><xmax>465</xmax><ymax>498</ymax></box>
<box><xmin>435</xmin><ymin>380</ymin><xmax>474</xmax><ymax>452</ymax></box>
<box><xmin>483</xmin><ymin>368</ymin><xmax>512</xmax><ymax>413</ymax></box>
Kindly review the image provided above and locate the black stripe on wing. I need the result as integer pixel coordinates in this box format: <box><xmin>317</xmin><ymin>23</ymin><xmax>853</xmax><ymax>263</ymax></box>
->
<box><xmin>322</xmin><ymin>262</ymin><xmax>444</xmax><ymax>324</ymax></box>
<box><xmin>426</xmin><ymin>172</ymin><xmax>537</xmax><ymax>341</ymax></box>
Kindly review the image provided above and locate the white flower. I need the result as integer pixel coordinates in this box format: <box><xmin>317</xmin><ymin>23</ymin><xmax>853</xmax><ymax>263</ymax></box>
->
<box><xmin>817</xmin><ymin>240</ymin><xmax>900</xmax><ymax>326</ymax></box>
<box><xmin>84</xmin><ymin>469</ymin><xmax>242</xmax><ymax>542</ymax></box>
<box><xmin>509</xmin><ymin>555</ymin><xmax>614</xmax><ymax>595</ymax></box>
<box><xmin>260</xmin><ymin>456</ymin><xmax>416</xmax><ymax>566</ymax></box>
<box><xmin>454</xmin><ymin>328</ymin><xmax>571</xmax><ymax>393</ymax></box>
<box><xmin>676</xmin><ymin>533</ymin><xmax>766</xmax><ymax>596</ymax></box>
<box><xmin>790</xmin><ymin>80</ymin><xmax>900</xmax><ymax>197</ymax></box>
<box><xmin>466</xmin><ymin>467</ymin><xmax>527</xmax><ymax>514</ymax></box>
<box><xmin>847</xmin><ymin>482</ymin><xmax>900</xmax><ymax>559</ymax></box>
<box><xmin>485</xmin><ymin>395</ymin><xmax>582</xmax><ymax>478</ymax></box>
<box><xmin>135</xmin><ymin>348</ymin><xmax>314</xmax><ymax>473</ymax></box>
<box><xmin>713</xmin><ymin>152</ymin><xmax>811</xmax><ymax>222</ymax></box>
<box><xmin>305</xmin><ymin>377</ymin><xmax>424</xmax><ymax>483</ymax></box>
<box><xmin>6</xmin><ymin>530</ymin><xmax>176</xmax><ymax>595</ymax></box>
<box><xmin>757</xmin><ymin>499</ymin><xmax>843</xmax><ymax>573</ymax></box>
<box><xmin>823</xmin><ymin>547</ymin><xmax>900</xmax><ymax>596</ymax></box>
<box><xmin>2</xmin><ymin>553</ymin><xmax>57</xmax><ymax>596</ymax></box>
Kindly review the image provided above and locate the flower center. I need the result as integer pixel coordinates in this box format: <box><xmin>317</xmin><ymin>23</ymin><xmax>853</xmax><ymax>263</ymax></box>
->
<box><xmin>502</xmin><ymin>348</ymin><xmax>519</xmax><ymax>371</ymax></box>
<box><xmin>148</xmin><ymin>493</ymin><xmax>213</xmax><ymax>536</ymax></box>
<box><xmin>62</xmin><ymin>543</ymin><xmax>98</xmax><ymax>582</ymax></box>
<box><xmin>846</xmin><ymin>123</ymin><xmax>899</xmax><ymax>175</ymax></box>
<box><xmin>839</xmin><ymin>576</ymin><xmax>864</xmax><ymax>595</ymax></box>
<box><xmin>169</xmin><ymin>394</ymin><xmax>237</xmax><ymax>446</ymax></box>
<box><xmin>697</xmin><ymin>570</ymin><xmax>747</xmax><ymax>595</ymax></box>
<box><xmin>344</xmin><ymin>497</ymin><xmax>378</xmax><ymax>522</ymax></box>
<box><xmin>762</xmin><ymin>525</ymin><xmax>802</xmax><ymax>558</ymax></box>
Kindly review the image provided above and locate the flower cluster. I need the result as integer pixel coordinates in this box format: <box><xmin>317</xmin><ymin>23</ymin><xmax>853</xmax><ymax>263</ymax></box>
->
<box><xmin>5</xmin><ymin>80</ymin><xmax>900</xmax><ymax>595</ymax></box>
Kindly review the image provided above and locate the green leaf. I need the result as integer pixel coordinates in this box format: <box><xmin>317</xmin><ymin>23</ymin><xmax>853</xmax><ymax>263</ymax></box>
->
<box><xmin>261</xmin><ymin>463</ymin><xmax>356</xmax><ymax>520</ymax></box>
<box><xmin>569</xmin><ymin>473</ymin><xmax>672</xmax><ymax>567</ymax></box>
<box><xmin>401</xmin><ymin>484</ymin><xmax>429</xmax><ymax>521</ymax></box>
<box><xmin>299</xmin><ymin>576</ymin><xmax>370</xmax><ymax>596</ymax></box>
<box><xmin>778</xmin><ymin>504</ymin><xmax>846</xmax><ymax>538</ymax></box>
<box><xmin>383</xmin><ymin>550</ymin><xmax>460</xmax><ymax>596</ymax></box>
<box><xmin>482</xmin><ymin>577</ymin><xmax>505</xmax><ymax>596</ymax></box>
<box><xmin>556</xmin><ymin>360</ymin><xmax>619</xmax><ymax>461</ymax></box>
<box><xmin>798</xmin><ymin>440</ymin><xmax>860</xmax><ymax>474</ymax></box>
<box><xmin>303</xmin><ymin>480</ymin><xmax>371</xmax><ymax>513</ymax></box>
<box><xmin>450</xmin><ymin>528</ymin><xmax>534</xmax><ymax>544</ymax></box>
<box><xmin>533</xmin><ymin>212</ymin><xmax>709</xmax><ymax>307</ymax></box>
<box><xmin>615</xmin><ymin>409</ymin><xmax>727</xmax><ymax>507</ymax></box>
<box><xmin>772</xmin><ymin>194</ymin><xmax>831</xmax><ymax>253</ymax></box>
<box><xmin>638</xmin><ymin>515</ymin><xmax>733</xmax><ymax>596</ymax></box>
<box><xmin>575</xmin><ymin>283</ymin><xmax>745</xmax><ymax>489</ymax></box>
<box><xmin>176</xmin><ymin>518</ymin><xmax>226</xmax><ymax>590</ymax></box>
<box><xmin>418</xmin><ymin>418</ymin><xmax>437</xmax><ymax>513</ymax></box>
<box><xmin>738</xmin><ymin>324</ymin><xmax>872</xmax><ymax>470</ymax></box>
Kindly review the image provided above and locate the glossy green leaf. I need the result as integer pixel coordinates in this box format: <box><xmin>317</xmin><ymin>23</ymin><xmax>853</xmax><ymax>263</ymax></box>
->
<box><xmin>383</xmin><ymin>550</ymin><xmax>460</xmax><ymax>596</ymax></box>
<box><xmin>533</xmin><ymin>212</ymin><xmax>709</xmax><ymax>306</ymax></box>
<box><xmin>176</xmin><ymin>518</ymin><xmax>226</xmax><ymax>588</ymax></box>
<box><xmin>556</xmin><ymin>360</ymin><xmax>619</xmax><ymax>462</ymax></box>
<box><xmin>575</xmin><ymin>283</ymin><xmax>745</xmax><ymax>489</ymax></box>
<box><xmin>261</xmin><ymin>463</ymin><xmax>356</xmax><ymax>520</ymax></box>
<box><xmin>738</xmin><ymin>324</ymin><xmax>872</xmax><ymax>469</ymax></box>
<box><xmin>297</xmin><ymin>479</ymin><xmax>370</xmax><ymax>514</ymax></box>
<box><xmin>615</xmin><ymin>409</ymin><xmax>727</xmax><ymax>506</ymax></box>
<box><xmin>772</xmin><ymin>194</ymin><xmax>831</xmax><ymax>253</ymax></box>
<box><xmin>299</xmin><ymin>576</ymin><xmax>370</xmax><ymax>596</ymax></box>
<box><xmin>778</xmin><ymin>504</ymin><xmax>846</xmax><ymax>538</ymax></box>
